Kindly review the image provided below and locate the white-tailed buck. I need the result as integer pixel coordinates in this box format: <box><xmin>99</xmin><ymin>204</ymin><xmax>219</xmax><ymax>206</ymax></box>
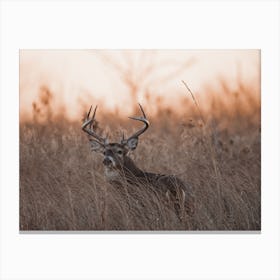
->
<box><xmin>82</xmin><ymin>104</ymin><xmax>193</xmax><ymax>220</ymax></box>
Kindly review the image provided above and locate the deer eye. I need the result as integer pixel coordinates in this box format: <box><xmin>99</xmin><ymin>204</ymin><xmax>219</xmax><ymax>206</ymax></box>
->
<box><xmin>117</xmin><ymin>150</ymin><xmax>123</xmax><ymax>155</ymax></box>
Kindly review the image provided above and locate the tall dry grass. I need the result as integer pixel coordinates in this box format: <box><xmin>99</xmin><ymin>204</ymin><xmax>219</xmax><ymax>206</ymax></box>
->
<box><xmin>20</xmin><ymin>81</ymin><xmax>260</xmax><ymax>230</ymax></box>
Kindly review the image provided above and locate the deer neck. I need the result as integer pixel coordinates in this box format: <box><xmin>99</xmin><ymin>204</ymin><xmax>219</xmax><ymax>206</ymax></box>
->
<box><xmin>123</xmin><ymin>156</ymin><xmax>145</xmax><ymax>178</ymax></box>
<box><xmin>104</xmin><ymin>155</ymin><xmax>145</xmax><ymax>184</ymax></box>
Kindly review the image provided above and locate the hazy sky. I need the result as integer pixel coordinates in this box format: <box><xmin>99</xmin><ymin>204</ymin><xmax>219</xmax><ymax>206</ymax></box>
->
<box><xmin>20</xmin><ymin>49</ymin><xmax>260</xmax><ymax>119</ymax></box>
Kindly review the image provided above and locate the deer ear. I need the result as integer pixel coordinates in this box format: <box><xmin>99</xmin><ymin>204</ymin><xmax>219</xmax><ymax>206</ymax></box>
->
<box><xmin>126</xmin><ymin>137</ymin><xmax>138</xmax><ymax>150</ymax></box>
<box><xmin>89</xmin><ymin>139</ymin><xmax>104</xmax><ymax>153</ymax></box>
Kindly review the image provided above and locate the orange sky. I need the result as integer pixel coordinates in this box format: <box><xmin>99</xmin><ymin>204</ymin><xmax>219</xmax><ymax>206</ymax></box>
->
<box><xmin>20</xmin><ymin>50</ymin><xmax>260</xmax><ymax>120</ymax></box>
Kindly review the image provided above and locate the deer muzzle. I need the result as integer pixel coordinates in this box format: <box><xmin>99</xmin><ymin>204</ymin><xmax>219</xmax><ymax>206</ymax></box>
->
<box><xmin>103</xmin><ymin>156</ymin><xmax>115</xmax><ymax>167</ymax></box>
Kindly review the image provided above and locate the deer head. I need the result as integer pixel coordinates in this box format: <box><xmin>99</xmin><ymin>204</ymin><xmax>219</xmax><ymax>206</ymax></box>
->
<box><xmin>82</xmin><ymin>104</ymin><xmax>149</xmax><ymax>179</ymax></box>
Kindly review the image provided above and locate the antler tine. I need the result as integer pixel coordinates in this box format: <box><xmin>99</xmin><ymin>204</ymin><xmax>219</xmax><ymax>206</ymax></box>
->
<box><xmin>87</xmin><ymin>105</ymin><xmax>93</xmax><ymax>119</ymax></box>
<box><xmin>138</xmin><ymin>103</ymin><xmax>146</xmax><ymax>118</ymax></box>
<box><xmin>82</xmin><ymin>105</ymin><xmax>106</xmax><ymax>144</ymax></box>
<box><xmin>89</xmin><ymin>105</ymin><xmax>98</xmax><ymax>130</ymax></box>
<box><xmin>126</xmin><ymin>103</ymin><xmax>150</xmax><ymax>141</ymax></box>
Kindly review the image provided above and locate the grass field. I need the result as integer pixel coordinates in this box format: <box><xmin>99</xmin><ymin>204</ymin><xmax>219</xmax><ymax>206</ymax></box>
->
<box><xmin>20</xmin><ymin>82</ymin><xmax>261</xmax><ymax>230</ymax></box>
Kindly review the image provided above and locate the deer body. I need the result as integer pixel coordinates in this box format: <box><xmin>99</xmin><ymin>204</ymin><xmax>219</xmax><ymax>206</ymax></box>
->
<box><xmin>103</xmin><ymin>147</ymin><xmax>185</xmax><ymax>196</ymax></box>
<box><xmin>82</xmin><ymin>104</ymin><xmax>192</xmax><ymax>220</ymax></box>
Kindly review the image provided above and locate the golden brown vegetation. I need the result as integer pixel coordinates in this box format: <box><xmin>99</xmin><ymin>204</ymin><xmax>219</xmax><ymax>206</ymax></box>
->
<box><xmin>20</xmin><ymin>81</ymin><xmax>260</xmax><ymax>230</ymax></box>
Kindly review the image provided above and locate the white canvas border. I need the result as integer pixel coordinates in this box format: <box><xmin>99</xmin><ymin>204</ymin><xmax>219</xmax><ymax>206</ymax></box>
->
<box><xmin>0</xmin><ymin>1</ymin><xmax>279</xmax><ymax>279</ymax></box>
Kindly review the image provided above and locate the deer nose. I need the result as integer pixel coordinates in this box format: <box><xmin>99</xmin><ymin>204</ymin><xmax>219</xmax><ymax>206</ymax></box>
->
<box><xmin>103</xmin><ymin>157</ymin><xmax>112</xmax><ymax>166</ymax></box>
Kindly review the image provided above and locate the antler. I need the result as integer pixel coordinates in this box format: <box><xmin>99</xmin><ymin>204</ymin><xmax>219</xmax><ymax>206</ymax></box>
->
<box><xmin>125</xmin><ymin>103</ymin><xmax>150</xmax><ymax>142</ymax></box>
<box><xmin>82</xmin><ymin>105</ymin><xmax>107</xmax><ymax>145</ymax></box>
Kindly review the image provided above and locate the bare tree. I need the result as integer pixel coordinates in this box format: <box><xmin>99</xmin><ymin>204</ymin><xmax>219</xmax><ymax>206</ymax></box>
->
<box><xmin>91</xmin><ymin>50</ymin><xmax>195</xmax><ymax>111</ymax></box>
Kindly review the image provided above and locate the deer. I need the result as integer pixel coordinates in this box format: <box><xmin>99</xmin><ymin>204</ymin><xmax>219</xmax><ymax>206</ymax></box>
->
<box><xmin>82</xmin><ymin>104</ymin><xmax>193</xmax><ymax>220</ymax></box>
